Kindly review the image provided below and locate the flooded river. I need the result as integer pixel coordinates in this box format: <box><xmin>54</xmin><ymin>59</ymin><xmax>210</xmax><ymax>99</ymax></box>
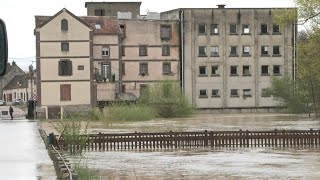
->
<box><xmin>74</xmin><ymin>113</ymin><xmax>320</xmax><ymax>179</ymax></box>
<box><xmin>0</xmin><ymin>120</ymin><xmax>56</xmax><ymax>179</ymax></box>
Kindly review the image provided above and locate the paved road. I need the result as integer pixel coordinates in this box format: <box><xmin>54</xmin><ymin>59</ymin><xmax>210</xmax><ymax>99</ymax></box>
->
<box><xmin>0</xmin><ymin>119</ymin><xmax>56</xmax><ymax>179</ymax></box>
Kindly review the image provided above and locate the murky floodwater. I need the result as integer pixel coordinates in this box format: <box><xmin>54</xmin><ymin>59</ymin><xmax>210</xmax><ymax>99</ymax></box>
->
<box><xmin>0</xmin><ymin>120</ymin><xmax>56</xmax><ymax>180</ymax></box>
<box><xmin>75</xmin><ymin>113</ymin><xmax>320</xmax><ymax>179</ymax></box>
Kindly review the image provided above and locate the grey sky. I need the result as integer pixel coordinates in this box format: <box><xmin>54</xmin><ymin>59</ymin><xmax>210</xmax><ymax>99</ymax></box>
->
<box><xmin>0</xmin><ymin>0</ymin><xmax>294</xmax><ymax>70</ymax></box>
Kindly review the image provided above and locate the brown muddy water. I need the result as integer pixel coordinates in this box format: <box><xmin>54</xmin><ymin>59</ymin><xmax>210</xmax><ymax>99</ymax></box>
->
<box><xmin>70</xmin><ymin>113</ymin><xmax>320</xmax><ymax>179</ymax></box>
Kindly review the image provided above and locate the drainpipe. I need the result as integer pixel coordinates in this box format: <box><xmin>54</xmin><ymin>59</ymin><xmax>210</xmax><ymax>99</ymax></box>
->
<box><xmin>179</xmin><ymin>10</ymin><xmax>184</xmax><ymax>91</ymax></box>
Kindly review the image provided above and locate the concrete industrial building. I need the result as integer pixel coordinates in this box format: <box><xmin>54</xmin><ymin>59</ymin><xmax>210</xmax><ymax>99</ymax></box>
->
<box><xmin>161</xmin><ymin>6</ymin><xmax>296</xmax><ymax>112</ymax></box>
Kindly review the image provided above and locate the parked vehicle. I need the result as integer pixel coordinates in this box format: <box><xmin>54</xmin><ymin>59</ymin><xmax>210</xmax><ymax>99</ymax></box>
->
<box><xmin>13</xmin><ymin>99</ymin><xmax>22</xmax><ymax>106</ymax></box>
<box><xmin>0</xmin><ymin>100</ymin><xmax>6</xmax><ymax>106</ymax></box>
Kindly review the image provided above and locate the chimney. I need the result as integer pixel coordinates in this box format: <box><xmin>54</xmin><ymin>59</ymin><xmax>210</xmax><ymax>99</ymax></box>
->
<box><xmin>12</xmin><ymin>61</ymin><xmax>16</xmax><ymax>65</ymax></box>
<box><xmin>217</xmin><ymin>4</ymin><xmax>226</xmax><ymax>9</ymax></box>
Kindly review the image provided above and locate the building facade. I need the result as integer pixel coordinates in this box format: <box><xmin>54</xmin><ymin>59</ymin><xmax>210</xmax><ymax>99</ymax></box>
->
<box><xmin>161</xmin><ymin>6</ymin><xmax>296</xmax><ymax>112</ymax></box>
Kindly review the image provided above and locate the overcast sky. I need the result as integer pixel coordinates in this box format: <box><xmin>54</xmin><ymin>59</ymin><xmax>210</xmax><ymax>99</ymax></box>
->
<box><xmin>0</xmin><ymin>0</ymin><xmax>294</xmax><ymax>70</ymax></box>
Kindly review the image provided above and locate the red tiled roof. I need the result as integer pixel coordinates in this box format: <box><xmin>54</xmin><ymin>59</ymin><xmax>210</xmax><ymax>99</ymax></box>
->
<box><xmin>80</xmin><ymin>16</ymin><xmax>120</xmax><ymax>34</ymax></box>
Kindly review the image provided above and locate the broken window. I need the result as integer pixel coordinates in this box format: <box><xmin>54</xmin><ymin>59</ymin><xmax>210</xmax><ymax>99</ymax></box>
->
<box><xmin>230</xmin><ymin>66</ymin><xmax>238</xmax><ymax>76</ymax></box>
<box><xmin>199</xmin><ymin>89</ymin><xmax>208</xmax><ymax>97</ymax></box>
<box><xmin>261</xmin><ymin>46</ymin><xmax>269</xmax><ymax>55</ymax></box>
<box><xmin>261</xmin><ymin>65</ymin><xmax>269</xmax><ymax>75</ymax></box>
<box><xmin>210</xmin><ymin>46</ymin><xmax>219</xmax><ymax>56</ymax></box>
<box><xmin>273</xmin><ymin>65</ymin><xmax>281</xmax><ymax>75</ymax></box>
<box><xmin>231</xmin><ymin>89</ymin><xmax>239</xmax><ymax>97</ymax></box>
<box><xmin>210</xmin><ymin>24</ymin><xmax>219</xmax><ymax>34</ymax></box>
<box><xmin>199</xmin><ymin>66</ymin><xmax>207</xmax><ymax>76</ymax></box>
<box><xmin>273</xmin><ymin>24</ymin><xmax>280</xmax><ymax>33</ymax></box>
<box><xmin>243</xmin><ymin>46</ymin><xmax>250</xmax><ymax>55</ymax></box>
<box><xmin>212</xmin><ymin>89</ymin><xmax>220</xmax><ymax>97</ymax></box>
<box><xmin>273</xmin><ymin>46</ymin><xmax>280</xmax><ymax>55</ymax></box>
<box><xmin>243</xmin><ymin>66</ymin><xmax>250</xmax><ymax>76</ymax></box>
<box><xmin>261</xmin><ymin>24</ymin><xmax>268</xmax><ymax>34</ymax></box>
<box><xmin>211</xmin><ymin>66</ymin><xmax>219</xmax><ymax>76</ymax></box>
<box><xmin>94</xmin><ymin>9</ymin><xmax>105</xmax><ymax>16</ymax></box>
<box><xmin>230</xmin><ymin>24</ymin><xmax>237</xmax><ymax>34</ymax></box>
<box><xmin>198</xmin><ymin>24</ymin><xmax>206</xmax><ymax>34</ymax></box>
<box><xmin>230</xmin><ymin>46</ymin><xmax>237</xmax><ymax>56</ymax></box>
<box><xmin>243</xmin><ymin>89</ymin><xmax>252</xmax><ymax>97</ymax></box>
<box><xmin>242</xmin><ymin>24</ymin><xmax>250</xmax><ymax>34</ymax></box>
<box><xmin>199</xmin><ymin>46</ymin><xmax>207</xmax><ymax>57</ymax></box>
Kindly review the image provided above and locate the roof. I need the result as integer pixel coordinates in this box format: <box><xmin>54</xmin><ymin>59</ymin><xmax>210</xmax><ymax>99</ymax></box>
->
<box><xmin>80</xmin><ymin>16</ymin><xmax>120</xmax><ymax>34</ymax></box>
<box><xmin>35</xmin><ymin>8</ymin><xmax>92</xmax><ymax>30</ymax></box>
<box><xmin>85</xmin><ymin>1</ymin><xmax>142</xmax><ymax>7</ymax></box>
<box><xmin>3</xmin><ymin>74</ymin><xmax>28</xmax><ymax>90</ymax></box>
<box><xmin>35</xmin><ymin>12</ymin><xmax>120</xmax><ymax>34</ymax></box>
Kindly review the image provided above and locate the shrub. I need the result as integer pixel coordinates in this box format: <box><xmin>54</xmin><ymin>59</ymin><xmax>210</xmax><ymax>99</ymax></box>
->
<box><xmin>106</xmin><ymin>102</ymin><xmax>155</xmax><ymax>121</ymax></box>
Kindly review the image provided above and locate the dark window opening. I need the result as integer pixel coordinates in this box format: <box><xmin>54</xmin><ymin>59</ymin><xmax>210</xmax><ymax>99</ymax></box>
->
<box><xmin>77</xmin><ymin>65</ymin><xmax>84</xmax><ymax>70</ymax></box>
<box><xmin>120</xmin><ymin>24</ymin><xmax>126</xmax><ymax>38</ymax></box>
<box><xmin>212</xmin><ymin>89</ymin><xmax>219</xmax><ymax>97</ymax></box>
<box><xmin>61</xmin><ymin>19</ymin><xmax>68</xmax><ymax>31</ymax></box>
<box><xmin>273</xmin><ymin>46</ymin><xmax>280</xmax><ymax>55</ymax></box>
<box><xmin>243</xmin><ymin>66</ymin><xmax>250</xmax><ymax>76</ymax></box>
<box><xmin>160</xmin><ymin>25</ymin><xmax>171</xmax><ymax>40</ymax></box>
<box><xmin>273</xmin><ymin>65</ymin><xmax>281</xmax><ymax>75</ymax></box>
<box><xmin>261</xmin><ymin>65</ymin><xmax>269</xmax><ymax>75</ymax></box>
<box><xmin>199</xmin><ymin>66</ymin><xmax>207</xmax><ymax>76</ymax></box>
<box><xmin>261</xmin><ymin>24</ymin><xmax>268</xmax><ymax>34</ymax></box>
<box><xmin>231</xmin><ymin>89</ymin><xmax>239</xmax><ymax>97</ymax></box>
<box><xmin>198</xmin><ymin>24</ymin><xmax>206</xmax><ymax>34</ymax></box>
<box><xmin>199</xmin><ymin>46</ymin><xmax>207</xmax><ymax>57</ymax></box>
<box><xmin>211</xmin><ymin>66</ymin><xmax>219</xmax><ymax>76</ymax></box>
<box><xmin>273</xmin><ymin>24</ymin><xmax>280</xmax><ymax>33</ymax></box>
<box><xmin>230</xmin><ymin>66</ymin><xmax>238</xmax><ymax>76</ymax></box>
<box><xmin>230</xmin><ymin>46</ymin><xmax>237</xmax><ymax>56</ymax></box>
<box><xmin>199</xmin><ymin>90</ymin><xmax>208</xmax><ymax>97</ymax></box>
<box><xmin>58</xmin><ymin>59</ymin><xmax>72</xmax><ymax>76</ymax></box>
<box><xmin>261</xmin><ymin>46</ymin><xmax>269</xmax><ymax>55</ymax></box>
<box><xmin>230</xmin><ymin>24</ymin><xmax>237</xmax><ymax>34</ymax></box>
<box><xmin>95</xmin><ymin>9</ymin><xmax>105</xmax><ymax>16</ymax></box>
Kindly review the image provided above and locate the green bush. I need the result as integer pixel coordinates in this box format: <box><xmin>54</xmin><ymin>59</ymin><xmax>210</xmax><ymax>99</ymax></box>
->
<box><xmin>75</xmin><ymin>163</ymin><xmax>100</xmax><ymax>180</ymax></box>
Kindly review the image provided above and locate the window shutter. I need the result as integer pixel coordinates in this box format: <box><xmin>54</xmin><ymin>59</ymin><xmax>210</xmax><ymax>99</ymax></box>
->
<box><xmin>68</xmin><ymin>61</ymin><xmax>72</xmax><ymax>75</ymax></box>
<box><xmin>122</xmin><ymin>62</ymin><xmax>125</xmax><ymax>75</ymax></box>
<box><xmin>58</xmin><ymin>61</ymin><xmax>62</xmax><ymax>75</ymax></box>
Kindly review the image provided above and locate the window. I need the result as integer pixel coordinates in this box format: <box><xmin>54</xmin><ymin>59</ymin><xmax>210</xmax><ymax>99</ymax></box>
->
<box><xmin>261</xmin><ymin>24</ymin><xmax>268</xmax><ymax>34</ymax></box>
<box><xmin>261</xmin><ymin>65</ymin><xmax>269</xmax><ymax>75</ymax></box>
<box><xmin>61</xmin><ymin>19</ymin><xmax>68</xmax><ymax>31</ymax></box>
<box><xmin>210</xmin><ymin>46</ymin><xmax>219</xmax><ymax>56</ymax></box>
<box><xmin>243</xmin><ymin>46</ymin><xmax>250</xmax><ymax>55</ymax></box>
<box><xmin>230</xmin><ymin>24</ymin><xmax>237</xmax><ymax>34</ymax></box>
<box><xmin>61</xmin><ymin>42</ymin><xmax>69</xmax><ymax>52</ymax></box>
<box><xmin>198</xmin><ymin>24</ymin><xmax>206</xmax><ymax>34</ymax></box>
<box><xmin>163</xmin><ymin>62</ymin><xmax>171</xmax><ymax>75</ymax></box>
<box><xmin>211</xmin><ymin>66</ymin><xmax>219</xmax><ymax>76</ymax></box>
<box><xmin>160</xmin><ymin>25</ymin><xmax>171</xmax><ymax>40</ymax></box>
<box><xmin>139</xmin><ymin>63</ymin><xmax>148</xmax><ymax>75</ymax></box>
<box><xmin>95</xmin><ymin>9</ymin><xmax>105</xmax><ymax>16</ymax></box>
<box><xmin>139</xmin><ymin>45</ymin><xmax>148</xmax><ymax>56</ymax></box>
<box><xmin>273</xmin><ymin>24</ymin><xmax>280</xmax><ymax>33</ymax></box>
<box><xmin>243</xmin><ymin>66</ymin><xmax>250</xmax><ymax>76</ymax></box>
<box><xmin>102</xmin><ymin>47</ymin><xmax>110</xmax><ymax>56</ymax></box>
<box><xmin>243</xmin><ymin>89</ymin><xmax>252</xmax><ymax>97</ymax></box>
<box><xmin>231</xmin><ymin>89</ymin><xmax>239</xmax><ymax>97</ymax></box>
<box><xmin>121</xmin><ymin>62</ymin><xmax>125</xmax><ymax>76</ymax></box>
<box><xmin>77</xmin><ymin>65</ymin><xmax>84</xmax><ymax>70</ymax></box>
<box><xmin>60</xmin><ymin>84</ymin><xmax>71</xmax><ymax>101</ymax></box>
<box><xmin>261</xmin><ymin>46</ymin><xmax>269</xmax><ymax>56</ymax></box>
<box><xmin>273</xmin><ymin>65</ymin><xmax>281</xmax><ymax>75</ymax></box>
<box><xmin>242</xmin><ymin>24</ymin><xmax>250</xmax><ymax>34</ymax></box>
<box><xmin>199</xmin><ymin>89</ymin><xmax>208</xmax><ymax>98</ymax></box>
<box><xmin>102</xmin><ymin>64</ymin><xmax>110</xmax><ymax>82</ymax></box>
<box><xmin>121</xmin><ymin>46</ymin><xmax>125</xmax><ymax>56</ymax></box>
<box><xmin>121</xmin><ymin>84</ymin><xmax>126</xmax><ymax>93</ymax></box>
<box><xmin>120</xmin><ymin>24</ymin><xmax>126</xmax><ymax>38</ymax></box>
<box><xmin>58</xmin><ymin>59</ymin><xmax>72</xmax><ymax>76</ymax></box>
<box><xmin>230</xmin><ymin>46</ymin><xmax>237</xmax><ymax>56</ymax></box>
<box><xmin>162</xmin><ymin>45</ymin><xmax>170</xmax><ymax>56</ymax></box>
<box><xmin>199</xmin><ymin>66</ymin><xmax>207</xmax><ymax>76</ymax></box>
<box><xmin>210</xmin><ymin>24</ymin><xmax>219</xmax><ymax>34</ymax></box>
<box><xmin>230</xmin><ymin>66</ymin><xmax>238</xmax><ymax>76</ymax></box>
<box><xmin>95</xmin><ymin>24</ymin><xmax>101</xmax><ymax>29</ymax></box>
<box><xmin>261</xmin><ymin>88</ymin><xmax>271</xmax><ymax>97</ymax></box>
<box><xmin>273</xmin><ymin>46</ymin><xmax>280</xmax><ymax>56</ymax></box>
<box><xmin>199</xmin><ymin>46</ymin><xmax>207</xmax><ymax>57</ymax></box>
<box><xmin>212</xmin><ymin>89</ymin><xmax>220</xmax><ymax>97</ymax></box>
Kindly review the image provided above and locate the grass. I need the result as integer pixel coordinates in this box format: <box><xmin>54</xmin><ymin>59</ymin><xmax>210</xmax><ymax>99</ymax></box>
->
<box><xmin>106</xmin><ymin>103</ymin><xmax>155</xmax><ymax>122</ymax></box>
<box><xmin>75</xmin><ymin>164</ymin><xmax>100</xmax><ymax>180</ymax></box>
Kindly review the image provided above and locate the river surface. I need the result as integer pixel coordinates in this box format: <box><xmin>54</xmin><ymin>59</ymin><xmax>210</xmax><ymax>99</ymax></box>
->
<box><xmin>72</xmin><ymin>113</ymin><xmax>320</xmax><ymax>179</ymax></box>
<box><xmin>0</xmin><ymin>120</ymin><xmax>56</xmax><ymax>180</ymax></box>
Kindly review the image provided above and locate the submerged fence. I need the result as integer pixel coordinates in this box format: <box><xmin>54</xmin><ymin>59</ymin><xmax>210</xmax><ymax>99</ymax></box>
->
<box><xmin>58</xmin><ymin>129</ymin><xmax>320</xmax><ymax>151</ymax></box>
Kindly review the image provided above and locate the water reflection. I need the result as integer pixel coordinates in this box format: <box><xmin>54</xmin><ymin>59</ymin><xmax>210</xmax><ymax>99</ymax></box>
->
<box><xmin>0</xmin><ymin>120</ymin><xmax>56</xmax><ymax>179</ymax></box>
<box><xmin>84</xmin><ymin>113</ymin><xmax>320</xmax><ymax>179</ymax></box>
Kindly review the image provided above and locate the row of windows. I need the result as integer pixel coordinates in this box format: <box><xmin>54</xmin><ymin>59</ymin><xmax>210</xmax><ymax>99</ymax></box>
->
<box><xmin>198</xmin><ymin>65</ymin><xmax>281</xmax><ymax>76</ymax></box>
<box><xmin>198</xmin><ymin>24</ymin><xmax>280</xmax><ymax>35</ymax></box>
<box><xmin>198</xmin><ymin>46</ymin><xmax>281</xmax><ymax>57</ymax></box>
<box><xmin>59</xmin><ymin>42</ymin><xmax>171</xmax><ymax>57</ymax></box>
<box><xmin>199</xmin><ymin>89</ymin><xmax>271</xmax><ymax>98</ymax></box>
<box><xmin>58</xmin><ymin>59</ymin><xmax>173</xmax><ymax>78</ymax></box>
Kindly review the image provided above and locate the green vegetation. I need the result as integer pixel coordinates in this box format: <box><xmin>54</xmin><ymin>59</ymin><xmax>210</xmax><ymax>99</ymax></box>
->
<box><xmin>138</xmin><ymin>80</ymin><xmax>194</xmax><ymax>118</ymax></box>
<box><xmin>270</xmin><ymin>0</ymin><xmax>320</xmax><ymax>117</ymax></box>
<box><xmin>107</xmin><ymin>103</ymin><xmax>155</xmax><ymax>121</ymax></box>
<box><xmin>75</xmin><ymin>162</ymin><xmax>100</xmax><ymax>180</ymax></box>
